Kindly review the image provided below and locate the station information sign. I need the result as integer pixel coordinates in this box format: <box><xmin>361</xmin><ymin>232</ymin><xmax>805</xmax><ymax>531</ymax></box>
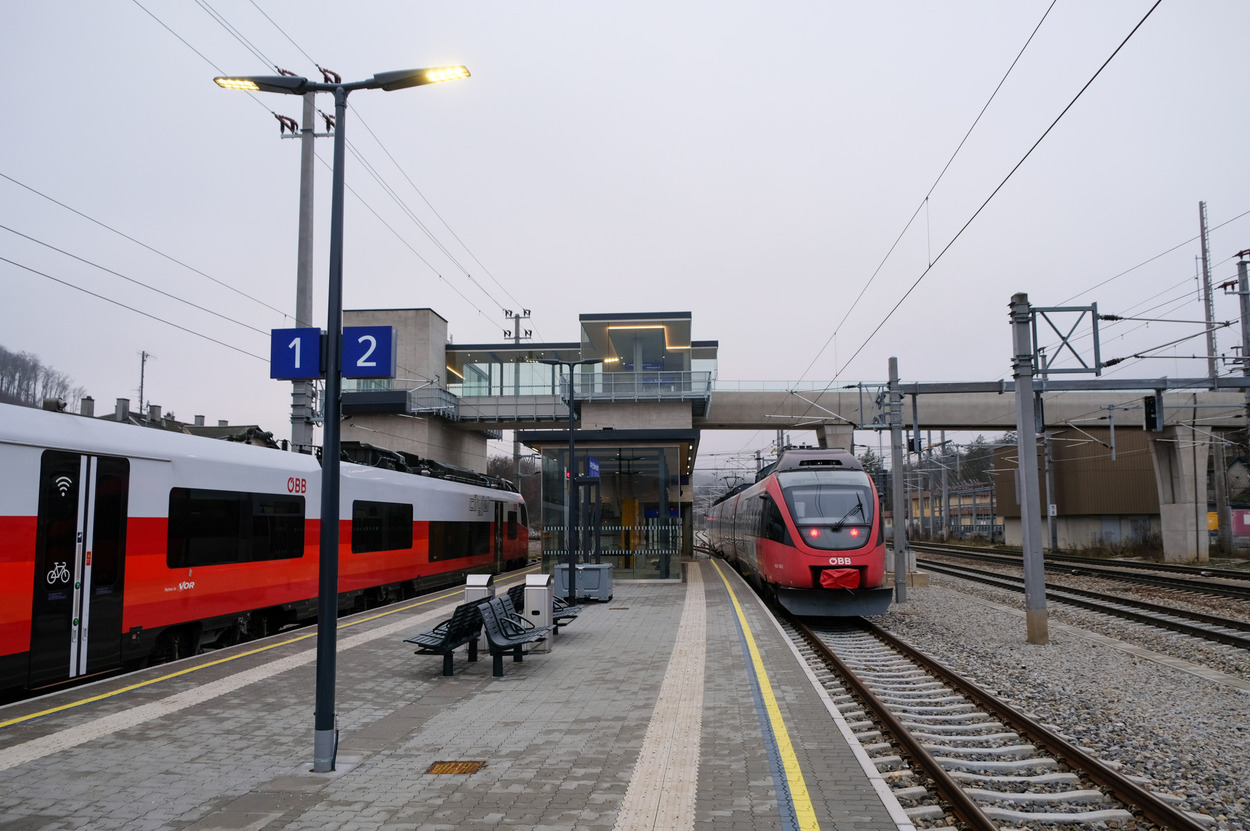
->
<box><xmin>270</xmin><ymin>328</ymin><xmax>322</xmax><ymax>380</ymax></box>
<box><xmin>342</xmin><ymin>326</ymin><xmax>395</xmax><ymax>379</ymax></box>
<box><xmin>269</xmin><ymin>326</ymin><xmax>396</xmax><ymax>380</ymax></box>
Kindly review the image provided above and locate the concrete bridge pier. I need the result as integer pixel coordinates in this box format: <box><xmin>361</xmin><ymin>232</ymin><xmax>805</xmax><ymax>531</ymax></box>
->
<box><xmin>1148</xmin><ymin>425</ymin><xmax>1211</xmax><ymax>563</ymax></box>
<box><xmin>814</xmin><ymin>423</ymin><xmax>853</xmax><ymax>452</ymax></box>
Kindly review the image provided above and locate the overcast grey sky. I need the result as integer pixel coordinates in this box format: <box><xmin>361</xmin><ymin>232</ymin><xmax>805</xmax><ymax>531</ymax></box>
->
<box><xmin>3</xmin><ymin>1</ymin><xmax>1248</xmax><ymax>476</ymax></box>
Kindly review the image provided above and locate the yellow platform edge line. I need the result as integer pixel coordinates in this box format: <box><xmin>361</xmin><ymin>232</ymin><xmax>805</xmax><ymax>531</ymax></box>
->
<box><xmin>710</xmin><ymin>559</ymin><xmax>820</xmax><ymax>831</ymax></box>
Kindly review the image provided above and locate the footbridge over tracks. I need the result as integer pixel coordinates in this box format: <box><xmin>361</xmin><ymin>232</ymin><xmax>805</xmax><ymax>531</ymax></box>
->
<box><xmin>452</xmin><ymin>375</ymin><xmax>1247</xmax><ymax>566</ymax></box>
<box><xmin>703</xmin><ymin>377</ymin><xmax>1250</xmax><ymax>565</ymax></box>
<box><xmin>700</xmin><ymin>380</ymin><xmax>1248</xmax><ymax>441</ymax></box>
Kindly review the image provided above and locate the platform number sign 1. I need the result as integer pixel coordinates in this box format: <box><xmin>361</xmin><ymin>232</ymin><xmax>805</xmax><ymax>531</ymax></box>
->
<box><xmin>270</xmin><ymin>328</ymin><xmax>323</xmax><ymax>380</ymax></box>
<box><xmin>342</xmin><ymin>326</ymin><xmax>395</xmax><ymax>378</ymax></box>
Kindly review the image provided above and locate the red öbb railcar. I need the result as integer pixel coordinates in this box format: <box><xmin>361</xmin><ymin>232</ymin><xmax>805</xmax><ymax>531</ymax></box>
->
<box><xmin>705</xmin><ymin>448</ymin><xmax>892</xmax><ymax>616</ymax></box>
<box><xmin>0</xmin><ymin>403</ymin><xmax>528</xmax><ymax>695</ymax></box>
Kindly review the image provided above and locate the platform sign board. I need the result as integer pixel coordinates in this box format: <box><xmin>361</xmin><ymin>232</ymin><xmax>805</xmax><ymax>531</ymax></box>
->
<box><xmin>587</xmin><ymin>457</ymin><xmax>600</xmax><ymax>478</ymax></box>
<box><xmin>343</xmin><ymin>326</ymin><xmax>395</xmax><ymax>379</ymax></box>
<box><xmin>270</xmin><ymin>328</ymin><xmax>322</xmax><ymax>380</ymax></box>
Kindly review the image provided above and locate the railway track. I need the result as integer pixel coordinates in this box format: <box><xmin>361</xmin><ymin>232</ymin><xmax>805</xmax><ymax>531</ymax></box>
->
<box><xmin>914</xmin><ymin>557</ymin><xmax>1250</xmax><ymax>652</ymax></box>
<box><xmin>914</xmin><ymin>542</ymin><xmax>1250</xmax><ymax>602</ymax></box>
<box><xmin>788</xmin><ymin>617</ymin><xmax>1211</xmax><ymax>831</ymax></box>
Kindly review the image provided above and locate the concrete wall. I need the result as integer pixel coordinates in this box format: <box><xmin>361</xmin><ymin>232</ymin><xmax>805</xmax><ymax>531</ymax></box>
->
<box><xmin>582</xmin><ymin>401</ymin><xmax>691</xmax><ymax>430</ymax></box>
<box><xmin>1000</xmin><ymin>515</ymin><xmax>1161</xmax><ymax>549</ymax></box>
<box><xmin>341</xmin><ymin>412</ymin><xmax>489</xmax><ymax>472</ymax></box>
<box><xmin>340</xmin><ymin>308</ymin><xmax>490</xmax><ymax>471</ymax></box>
<box><xmin>345</xmin><ymin>308</ymin><xmax>447</xmax><ymax>387</ymax></box>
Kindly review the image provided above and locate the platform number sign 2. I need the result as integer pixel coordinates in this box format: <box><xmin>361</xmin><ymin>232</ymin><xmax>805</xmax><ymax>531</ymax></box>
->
<box><xmin>342</xmin><ymin>326</ymin><xmax>395</xmax><ymax>379</ymax></box>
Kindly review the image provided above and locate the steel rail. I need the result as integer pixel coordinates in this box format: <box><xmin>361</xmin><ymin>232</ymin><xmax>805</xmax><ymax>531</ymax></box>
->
<box><xmin>791</xmin><ymin>620</ymin><xmax>998</xmax><ymax>831</ymax></box>
<box><xmin>915</xmin><ymin>542</ymin><xmax>1250</xmax><ymax>600</ymax></box>
<box><xmin>799</xmin><ymin>616</ymin><xmax>1210</xmax><ymax>831</ymax></box>
<box><xmin>918</xmin><ymin>558</ymin><xmax>1250</xmax><ymax>650</ymax></box>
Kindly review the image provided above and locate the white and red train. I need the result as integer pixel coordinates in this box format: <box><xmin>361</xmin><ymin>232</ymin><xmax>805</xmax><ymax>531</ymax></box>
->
<box><xmin>0</xmin><ymin>403</ymin><xmax>528</xmax><ymax>695</ymax></box>
<box><xmin>705</xmin><ymin>448</ymin><xmax>892</xmax><ymax>616</ymax></box>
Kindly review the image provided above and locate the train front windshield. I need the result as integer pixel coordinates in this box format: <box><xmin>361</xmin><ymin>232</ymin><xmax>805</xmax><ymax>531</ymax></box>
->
<box><xmin>778</xmin><ymin>469</ymin><xmax>876</xmax><ymax>549</ymax></box>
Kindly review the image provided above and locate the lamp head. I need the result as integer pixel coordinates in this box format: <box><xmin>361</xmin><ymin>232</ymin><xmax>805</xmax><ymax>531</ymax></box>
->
<box><xmin>214</xmin><ymin>75</ymin><xmax>309</xmax><ymax>94</ymax></box>
<box><xmin>372</xmin><ymin>66</ymin><xmax>470</xmax><ymax>91</ymax></box>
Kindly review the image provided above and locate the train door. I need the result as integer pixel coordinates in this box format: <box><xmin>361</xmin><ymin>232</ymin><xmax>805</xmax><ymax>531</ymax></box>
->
<box><xmin>29</xmin><ymin>451</ymin><xmax>129</xmax><ymax>688</ymax></box>
<box><xmin>493</xmin><ymin>501</ymin><xmax>505</xmax><ymax>572</ymax></box>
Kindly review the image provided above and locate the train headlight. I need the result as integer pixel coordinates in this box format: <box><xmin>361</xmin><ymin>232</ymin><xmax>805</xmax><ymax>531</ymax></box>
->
<box><xmin>848</xmin><ymin>528</ymin><xmax>861</xmax><ymax>538</ymax></box>
<box><xmin>807</xmin><ymin>528</ymin><xmax>821</xmax><ymax>539</ymax></box>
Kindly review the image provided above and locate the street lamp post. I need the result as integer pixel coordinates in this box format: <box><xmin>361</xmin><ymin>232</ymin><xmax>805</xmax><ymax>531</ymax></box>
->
<box><xmin>215</xmin><ymin>66</ymin><xmax>469</xmax><ymax>773</ymax></box>
<box><xmin>538</xmin><ymin>358</ymin><xmax>601</xmax><ymax>602</ymax></box>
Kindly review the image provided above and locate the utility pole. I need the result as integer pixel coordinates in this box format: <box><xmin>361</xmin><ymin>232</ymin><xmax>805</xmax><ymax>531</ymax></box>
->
<box><xmin>1011</xmin><ymin>293</ymin><xmax>1049</xmax><ymax>645</ymax></box>
<box><xmin>290</xmin><ymin>91</ymin><xmax>318</xmax><ymax>453</ymax></box>
<box><xmin>1044</xmin><ymin>430</ymin><xmax>1058</xmax><ymax>551</ymax></box>
<box><xmin>940</xmin><ymin>430</ymin><xmax>949</xmax><ymax>541</ymax></box>
<box><xmin>1200</xmin><ymin>202</ymin><xmax>1231</xmax><ymax>552</ymax></box>
<box><xmin>1238</xmin><ymin>252</ymin><xmax>1250</xmax><ymax>427</ymax></box>
<box><xmin>137</xmin><ymin>351</ymin><xmax>154</xmax><ymax>416</ymax></box>
<box><xmin>1199</xmin><ymin>202</ymin><xmax>1217</xmax><ymax>381</ymax></box>
<box><xmin>505</xmin><ymin>309</ymin><xmax>532</xmax><ymax>482</ymax></box>
<box><xmin>285</xmin><ymin>75</ymin><xmax>338</xmax><ymax>453</ymax></box>
<box><xmin>889</xmin><ymin>357</ymin><xmax>907</xmax><ymax>603</ymax></box>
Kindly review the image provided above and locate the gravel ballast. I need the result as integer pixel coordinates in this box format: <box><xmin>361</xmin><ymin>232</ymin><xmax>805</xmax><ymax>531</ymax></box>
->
<box><xmin>869</xmin><ymin>574</ymin><xmax>1250</xmax><ymax>830</ymax></box>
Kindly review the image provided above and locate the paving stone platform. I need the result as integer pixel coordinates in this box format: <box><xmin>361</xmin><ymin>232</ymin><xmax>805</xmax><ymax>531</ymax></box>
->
<box><xmin>0</xmin><ymin>558</ymin><xmax>912</xmax><ymax>831</ymax></box>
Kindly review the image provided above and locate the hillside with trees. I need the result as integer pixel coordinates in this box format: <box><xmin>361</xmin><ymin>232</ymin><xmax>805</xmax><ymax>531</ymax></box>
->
<box><xmin>0</xmin><ymin>345</ymin><xmax>87</xmax><ymax>409</ymax></box>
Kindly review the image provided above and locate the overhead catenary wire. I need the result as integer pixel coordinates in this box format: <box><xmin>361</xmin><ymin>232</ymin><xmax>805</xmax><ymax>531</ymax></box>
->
<box><xmin>798</xmin><ymin>0</ymin><xmax>1060</xmax><ymax>387</ymax></box>
<box><xmin>776</xmin><ymin>1</ymin><xmax>1161</xmax><ymax>457</ymax></box>
<box><xmin>834</xmin><ymin>0</ymin><xmax>1165</xmax><ymax>382</ymax></box>
<box><xmin>0</xmin><ymin>223</ymin><xmax>270</xmax><ymax>337</ymax></box>
<box><xmin>313</xmin><ymin>149</ymin><xmax>495</xmax><ymax>326</ymax></box>
<box><xmin>0</xmin><ymin>256</ymin><xmax>267</xmax><ymax>362</ymax></box>
<box><xmin>133</xmin><ymin>0</ymin><xmax>535</xmax><ymax>342</ymax></box>
<box><xmin>192</xmin><ymin>0</ymin><xmax>280</xmax><ymax>74</ymax></box>
<box><xmin>348</xmin><ymin>109</ymin><xmax>537</xmax><ymax>329</ymax></box>
<box><xmin>0</xmin><ymin>172</ymin><xmax>288</xmax><ymax>318</ymax></box>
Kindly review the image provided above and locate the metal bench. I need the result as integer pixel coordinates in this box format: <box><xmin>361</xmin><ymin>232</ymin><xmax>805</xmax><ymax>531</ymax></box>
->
<box><xmin>477</xmin><ymin>597</ymin><xmax>551</xmax><ymax>677</ymax></box>
<box><xmin>403</xmin><ymin>601</ymin><xmax>482</xmax><ymax>676</ymax></box>
<box><xmin>506</xmin><ymin>584</ymin><xmax>582</xmax><ymax>633</ymax></box>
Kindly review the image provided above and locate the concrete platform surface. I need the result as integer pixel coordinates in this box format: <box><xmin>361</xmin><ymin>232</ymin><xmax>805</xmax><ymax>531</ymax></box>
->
<box><xmin>0</xmin><ymin>558</ymin><xmax>911</xmax><ymax>831</ymax></box>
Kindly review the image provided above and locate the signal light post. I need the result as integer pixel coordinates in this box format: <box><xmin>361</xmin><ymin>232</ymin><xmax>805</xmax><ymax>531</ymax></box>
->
<box><xmin>215</xmin><ymin>65</ymin><xmax>469</xmax><ymax>773</ymax></box>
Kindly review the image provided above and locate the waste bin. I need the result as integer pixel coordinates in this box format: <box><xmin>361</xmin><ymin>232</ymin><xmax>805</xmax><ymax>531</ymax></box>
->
<box><xmin>524</xmin><ymin>573</ymin><xmax>554</xmax><ymax>652</ymax></box>
<box><xmin>464</xmin><ymin>573</ymin><xmax>495</xmax><ymax>603</ymax></box>
<box><xmin>465</xmin><ymin>574</ymin><xmax>495</xmax><ymax>649</ymax></box>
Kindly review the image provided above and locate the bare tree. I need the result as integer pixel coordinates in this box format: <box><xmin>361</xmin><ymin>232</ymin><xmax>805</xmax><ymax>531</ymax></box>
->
<box><xmin>0</xmin><ymin>344</ymin><xmax>87</xmax><ymax>409</ymax></box>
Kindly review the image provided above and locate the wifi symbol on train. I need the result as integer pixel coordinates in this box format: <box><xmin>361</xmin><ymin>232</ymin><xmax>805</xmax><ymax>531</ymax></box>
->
<box><xmin>54</xmin><ymin>476</ymin><xmax>74</xmax><ymax>496</ymax></box>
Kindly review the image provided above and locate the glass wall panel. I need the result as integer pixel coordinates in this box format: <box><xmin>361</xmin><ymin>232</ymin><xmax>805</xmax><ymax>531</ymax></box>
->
<box><xmin>540</xmin><ymin>443</ymin><xmax>685</xmax><ymax>579</ymax></box>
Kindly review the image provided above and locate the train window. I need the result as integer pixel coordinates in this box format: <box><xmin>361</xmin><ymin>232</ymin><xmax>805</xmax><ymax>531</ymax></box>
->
<box><xmin>778</xmin><ymin>471</ymin><xmax>874</xmax><ymax>525</ymax></box>
<box><xmin>351</xmin><ymin>500</ymin><xmax>414</xmax><ymax>553</ymax></box>
<box><xmin>428</xmin><ymin>521</ymin><xmax>491</xmax><ymax>562</ymax></box>
<box><xmin>167</xmin><ymin>488</ymin><xmax>305</xmax><ymax>567</ymax></box>
<box><xmin>777</xmin><ymin>469</ymin><xmax>875</xmax><ymax>550</ymax></box>
<box><xmin>91</xmin><ymin>458</ymin><xmax>130</xmax><ymax>587</ymax></box>
<box><xmin>760</xmin><ymin>497</ymin><xmax>788</xmax><ymax>543</ymax></box>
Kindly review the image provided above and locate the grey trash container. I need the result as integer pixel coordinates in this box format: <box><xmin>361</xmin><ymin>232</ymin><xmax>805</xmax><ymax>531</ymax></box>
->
<box><xmin>465</xmin><ymin>574</ymin><xmax>495</xmax><ymax>649</ymax></box>
<box><xmin>524</xmin><ymin>573</ymin><xmax>553</xmax><ymax>652</ymax></box>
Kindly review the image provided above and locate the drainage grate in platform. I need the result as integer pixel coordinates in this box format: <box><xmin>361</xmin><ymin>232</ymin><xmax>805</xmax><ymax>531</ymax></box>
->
<box><xmin>609</xmin><ymin>607</ymin><xmax>629</xmax><ymax>610</ymax></box>
<box><xmin>425</xmin><ymin>760</ymin><xmax>486</xmax><ymax>775</ymax></box>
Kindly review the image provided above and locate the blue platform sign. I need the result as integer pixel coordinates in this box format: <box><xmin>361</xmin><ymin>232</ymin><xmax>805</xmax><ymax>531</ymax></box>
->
<box><xmin>270</xmin><ymin>328</ymin><xmax>322</xmax><ymax>380</ymax></box>
<box><xmin>587</xmin><ymin>457</ymin><xmax>600</xmax><ymax>478</ymax></box>
<box><xmin>343</xmin><ymin>326</ymin><xmax>395</xmax><ymax>378</ymax></box>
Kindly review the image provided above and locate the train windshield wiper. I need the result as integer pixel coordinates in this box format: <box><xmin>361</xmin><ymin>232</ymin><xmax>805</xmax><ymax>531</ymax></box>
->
<box><xmin>831</xmin><ymin>496</ymin><xmax>864</xmax><ymax>531</ymax></box>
